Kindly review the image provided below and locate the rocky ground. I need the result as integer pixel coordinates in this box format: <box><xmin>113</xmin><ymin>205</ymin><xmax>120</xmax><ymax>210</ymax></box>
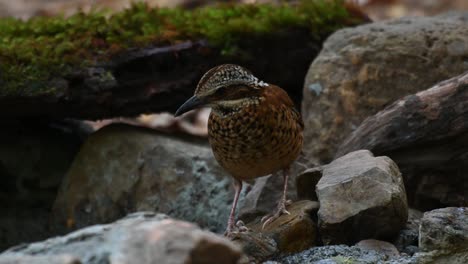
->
<box><xmin>0</xmin><ymin>1</ymin><xmax>468</xmax><ymax>264</ymax></box>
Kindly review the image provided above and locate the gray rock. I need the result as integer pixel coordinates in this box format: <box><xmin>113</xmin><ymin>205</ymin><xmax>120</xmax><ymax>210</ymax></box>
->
<box><xmin>51</xmin><ymin>124</ymin><xmax>234</xmax><ymax>233</ymax></box>
<box><xmin>1</xmin><ymin>212</ymin><xmax>244</xmax><ymax>264</ymax></box>
<box><xmin>302</xmin><ymin>13</ymin><xmax>468</xmax><ymax>163</ymax></box>
<box><xmin>317</xmin><ymin>150</ymin><xmax>408</xmax><ymax>245</ymax></box>
<box><xmin>0</xmin><ymin>255</ymin><xmax>80</xmax><ymax>264</ymax></box>
<box><xmin>274</xmin><ymin>245</ymin><xmax>390</xmax><ymax>264</ymax></box>
<box><xmin>419</xmin><ymin>207</ymin><xmax>468</xmax><ymax>252</ymax></box>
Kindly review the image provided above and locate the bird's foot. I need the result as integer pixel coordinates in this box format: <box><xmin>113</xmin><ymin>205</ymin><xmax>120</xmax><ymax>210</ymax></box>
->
<box><xmin>224</xmin><ymin>220</ymin><xmax>250</xmax><ymax>239</ymax></box>
<box><xmin>261</xmin><ymin>204</ymin><xmax>291</xmax><ymax>229</ymax></box>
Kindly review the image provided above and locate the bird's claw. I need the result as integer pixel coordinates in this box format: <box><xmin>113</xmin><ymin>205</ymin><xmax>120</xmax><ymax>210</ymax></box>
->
<box><xmin>224</xmin><ymin>220</ymin><xmax>250</xmax><ymax>238</ymax></box>
<box><xmin>261</xmin><ymin>207</ymin><xmax>290</xmax><ymax>229</ymax></box>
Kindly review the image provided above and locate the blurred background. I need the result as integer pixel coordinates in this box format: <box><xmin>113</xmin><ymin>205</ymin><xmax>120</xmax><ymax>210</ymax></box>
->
<box><xmin>1</xmin><ymin>0</ymin><xmax>468</xmax><ymax>20</ymax></box>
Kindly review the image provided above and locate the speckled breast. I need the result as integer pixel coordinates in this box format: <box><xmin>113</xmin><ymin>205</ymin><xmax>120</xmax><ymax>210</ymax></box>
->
<box><xmin>207</xmin><ymin>101</ymin><xmax>303</xmax><ymax>180</ymax></box>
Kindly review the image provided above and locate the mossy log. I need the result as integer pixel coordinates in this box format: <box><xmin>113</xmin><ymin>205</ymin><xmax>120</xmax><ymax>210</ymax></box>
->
<box><xmin>336</xmin><ymin>71</ymin><xmax>468</xmax><ymax>209</ymax></box>
<box><xmin>0</xmin><ymin>1</ymin><xmax>368</xmax><ymax>119</ymax></box>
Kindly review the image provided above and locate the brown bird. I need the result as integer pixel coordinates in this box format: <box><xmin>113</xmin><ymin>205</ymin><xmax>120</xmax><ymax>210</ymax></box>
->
<box><xmin>175</xmin><ymin>64</ymin><xmax>303</xmax><ymax>236</ymax></box>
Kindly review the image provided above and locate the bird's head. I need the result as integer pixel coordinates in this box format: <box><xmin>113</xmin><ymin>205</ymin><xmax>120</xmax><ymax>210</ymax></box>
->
<box><xmin>174</xmin><ymin>64</ymin><xmax>268</xmax><ymax>117</ymax></box>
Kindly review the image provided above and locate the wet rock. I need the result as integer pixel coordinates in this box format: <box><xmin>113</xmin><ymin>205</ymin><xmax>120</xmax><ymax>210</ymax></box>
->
<box><xmin>355</xmin><ymin>239</ymin><xmax>399</xmax><ymax>259</ymax></box>
<box><xmin>393</xmin><ymin>209</ymin><xmax>423</xmax><ymax>255</ymax></box>
<box><xmin>317</xmin><ymin>150</ymin><xmax>408</xmax><ymax>245</ymax></box>
<box><xmin>302</xmin><ymin>13</ymin><xmax>468</xmax><ymax>163</ymax></box>
<box><xmin>1</xmin><ymin>212</ymin><xmax>244</xmax><ymax>264</ymax></box>
<box><xmin>419</xmin><ymin>207</ymin><xmax>468</xmax><ymax>252</ymax></box>
<box><xmin>0</xmin><ymin>120</ymin><xmax>83</xmax><ymax>250</ymax></box>
<box><xmin>52</xmin><ymin>124</ymin><xmax>233</xmax><ymax>233</ymax></box>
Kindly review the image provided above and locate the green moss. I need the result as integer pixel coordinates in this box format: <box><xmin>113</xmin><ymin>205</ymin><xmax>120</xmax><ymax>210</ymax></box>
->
<box><xmin>0</xmin><ymin>0</ymin><xmax>359</xmax><ymax>96</ymax></box>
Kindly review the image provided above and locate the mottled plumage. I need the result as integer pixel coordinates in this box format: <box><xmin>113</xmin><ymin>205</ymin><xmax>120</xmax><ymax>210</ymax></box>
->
<box><xmin>175</xmin><ymin>64</ymin><xmax>304</xmax><ymax>236</ymax></box>
<box><xmin>208</xmin><ymin>85</ymin><xmax>303</xmax><ymax>181</ymax></box>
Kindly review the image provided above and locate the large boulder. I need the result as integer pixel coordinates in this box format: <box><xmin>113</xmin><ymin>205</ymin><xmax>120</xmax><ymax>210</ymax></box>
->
<box><xmin>316</xmin><ymin>150</ymin><xmax>408</xmax><ymax>245</ymax></box>
<box><xmin>302</xmin><ymin>12</ymin><xmax>468</xmax><ymax>163</ymax></box>
<box><xmin>0</xmin><ymin>212</ymin><xmax>244</xmax><ymax>264</ymax></box>
<box><xmin>51</xmin><ymin>124</ymin><xmax>234</xmax><ymax>233</ymax></box>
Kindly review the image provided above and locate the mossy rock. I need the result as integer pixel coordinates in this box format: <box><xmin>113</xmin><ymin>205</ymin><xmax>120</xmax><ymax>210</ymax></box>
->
<box><xmin>0</xmin><ymin>0</ymin><xmax>367</xmax><ymax>119</ymax></box>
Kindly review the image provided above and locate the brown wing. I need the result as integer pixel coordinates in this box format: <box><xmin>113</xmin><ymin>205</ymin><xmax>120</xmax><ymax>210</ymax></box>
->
<box><xmin>263</xmin><ymin>85</ymin><xmax>304</xmax><ymax>130</ymax></box>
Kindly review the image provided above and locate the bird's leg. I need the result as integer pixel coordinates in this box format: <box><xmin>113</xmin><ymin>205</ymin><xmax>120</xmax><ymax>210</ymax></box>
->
<box><xmin>261</xmin><ymin>167</ymin><xmax>291</xmax><ymax>229</ymax></box>
<box><xmin>224</xmin><ymin>179</ymin><xmax>242</xmax><ymax>237</ymax></box>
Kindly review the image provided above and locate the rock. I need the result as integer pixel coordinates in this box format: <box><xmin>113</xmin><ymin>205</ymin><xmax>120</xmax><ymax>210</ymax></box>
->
<box><xmin>0</xmin><ymin>212</ymin><xmax>244</xmax><ymax>264</ymax></box>
<box><xmin>419</xmin><ymin>207</ymin><xmax>468</xmax><ymax>252</ymax></box>
<box><xmin>302</xmin><ymin>13</ymin><xmax>468</xmax><ymax>163</ymax></box>
<box><xmin>0</xmin><ymin>120</ymin><xmax>83</xmax><ymax>250</ymax></box>
<box><xmin>316</xmin><ymin>150</ymin><xmax>408</xmax><ymax>245</ymax></box>
<box><xmin>233</xmin><ymin>200</ymin><xmax>318</xmax><ymax>262</ymax></box>
<box><xmin>238</xmin><ymin>171</ymin><xmax>298</xmax><ymax>223</ymax></box>
<box><xmin>336</xmin><ymin>71</ymin><xmax>468</xmax><ymax>211</ymax></box>
<box><xmin>355</xmin><ymin>239</ymin><xmax>399</xmax><ymax>259</ymax></box>
<box><xmin>0</xmin><ymin>255</ymin><xmax>80</xmax><ymax>264</ymax></box>
<box><xmin>296</xmin><ymin>166</ymin><xmax>325</xmax><ymax>201</ymax></box>
<box><xmin>393</xmin><ymin>209</ymin><xmax>423</xmax><ymax>255</ymax></box>
<box><xmin>51</xmin><ymin>124</ymin><xmax>234</xmax><ymax>233</ymax></box>
<box><xmin>273</xmin><ymin>245</ymin><xmax>391</xmax><ymax>264</ymax></box>
<box><xmin>231</xmin><ymin>231</ymin><xmax>278</xmax><ymax>264</ymax></box>
<box><xmin>248</xmin><ymin>200</ymin><xmax>319</xmax><ymax>253</ymax></box>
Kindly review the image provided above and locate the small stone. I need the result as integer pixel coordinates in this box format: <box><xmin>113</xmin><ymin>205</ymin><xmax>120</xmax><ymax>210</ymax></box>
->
<box><xmin>355</xmin><ymin>239</ymin><xmax>400</xmax><ymax>259</ymax></box>
<box><xmin>231</xmin><ymin>230</ymin><xmax>277</xmax><ymax>263</ymax></box>
<box><xmin>233</xmin><ymin>200</ymin><xmax>318</xmax><ymax>262</ymax></box>
<box><xmin>248</xmin><ymin>200</ymin><xmax>319</xmax><ymax>253</ymax></box>
<box><xmin>316</xmin><ymin>150</ymin><xmax>408</xmax><ymax>245</ymax></box>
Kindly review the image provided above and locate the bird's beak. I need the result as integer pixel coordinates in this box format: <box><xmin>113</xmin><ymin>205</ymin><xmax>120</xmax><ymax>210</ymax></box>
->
<box><xmin>174</xmin><ymin>95</ymin><xmax>206</xmax><ymax>117</ymax></box>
